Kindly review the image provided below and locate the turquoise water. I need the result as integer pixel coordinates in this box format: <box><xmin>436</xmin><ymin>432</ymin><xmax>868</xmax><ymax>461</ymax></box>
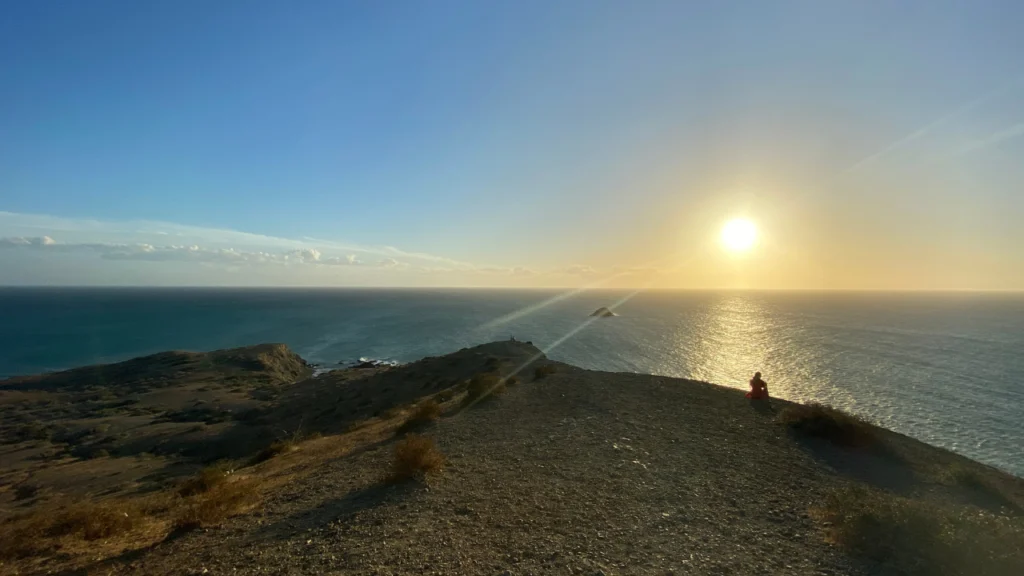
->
<box><xmin>1</xmin><ymin>288</ymin><xmax>1022</xmax><ymax>476</ymax></box>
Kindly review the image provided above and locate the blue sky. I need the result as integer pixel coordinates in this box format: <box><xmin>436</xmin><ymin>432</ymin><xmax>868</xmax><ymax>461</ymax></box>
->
<box><xmin>2</xmin><ymin>1</ymin><xmax>1023</xmax><ymax>288</ymax></box>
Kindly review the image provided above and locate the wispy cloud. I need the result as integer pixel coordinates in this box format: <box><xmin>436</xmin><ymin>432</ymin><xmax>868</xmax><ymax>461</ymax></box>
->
<box><xmin>561</xmin><ymin>264</ymin><xmax>599</xmax><ymax>276</ymax></box>
<box><xmin>839</xmin><ymin>80</ymin><xmax>1019</xmax><ymax>176</ymax></box>
<box><xmin>0</xmin><ymin>234</ymin><xmax>611</xmax><ymax>282</ymax></box>
<box><xmin>0</xmin><ymin>211</ymin><xmax>472</xmax><ymax>268</ymax></box>
<box><xmin>955</xmin><ymin>122</ymin><xmax>1024</xmax><ymax>156</ymax></box>
<box><xmin>0</xmin><ymin>211</ymin><xmax>656</xmax><ymax>285</ymax></box>
<box><xmin>0</xmin><ymin>236</ymin><xmax>364</xmax><ymax>267</ymax></box>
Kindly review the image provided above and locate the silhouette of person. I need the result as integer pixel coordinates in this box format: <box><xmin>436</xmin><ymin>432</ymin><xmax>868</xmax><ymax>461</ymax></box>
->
<box><xmin>746</xmin><ymin>371</ymin><xmax>769</xmax><ymax>400</ymax></box>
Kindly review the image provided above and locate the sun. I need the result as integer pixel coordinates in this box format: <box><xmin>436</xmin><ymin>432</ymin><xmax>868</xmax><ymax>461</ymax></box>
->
<box><xmin>720</xmin><ymin>218</ymin><xmax>757</xmax><ymax>252</ymax></box>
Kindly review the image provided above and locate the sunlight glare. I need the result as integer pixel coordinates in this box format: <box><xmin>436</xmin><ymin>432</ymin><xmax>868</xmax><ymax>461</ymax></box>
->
<box><xmin>720</xmin><ymin>218</ymin><xmax>758</xmax><ymax>252</ymax></box>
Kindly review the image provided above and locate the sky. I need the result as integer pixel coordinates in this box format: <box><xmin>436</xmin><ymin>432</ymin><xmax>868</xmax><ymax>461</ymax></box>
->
<box><xmin>2</xmin><ymin>0</ymin><xmax>1023</xmax><ymax>289</ymax></box>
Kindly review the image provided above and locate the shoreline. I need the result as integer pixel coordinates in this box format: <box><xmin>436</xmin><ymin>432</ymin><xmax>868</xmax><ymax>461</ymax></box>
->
<box><xmin>3</xmin><ymin>341</ymin><xmax>1022</xmax><ymax>480</ymax></box>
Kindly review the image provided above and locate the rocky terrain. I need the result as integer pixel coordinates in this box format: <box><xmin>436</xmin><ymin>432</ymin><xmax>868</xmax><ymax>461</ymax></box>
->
<box><xmin>1</xmin><ymin>340</ymin><xmax>1022</xmax><ymax>575</ymax></box>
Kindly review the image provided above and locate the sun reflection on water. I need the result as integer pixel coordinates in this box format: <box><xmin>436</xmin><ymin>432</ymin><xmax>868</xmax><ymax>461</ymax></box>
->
<box><xmin>672</xmin><ymin>294</ymin><xmax>847</xmax><ymax>405</ymax></box>
<box><xmin>686</xmin><ymin>295</ymin><xmax>771</xmax><ymax>391</ymax></box>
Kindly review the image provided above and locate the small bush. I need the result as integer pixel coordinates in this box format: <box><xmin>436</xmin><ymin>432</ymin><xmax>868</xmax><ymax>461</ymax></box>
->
<box><xmin>14</xmin><ymin>423</ymin><xmax>50</xmax><ymax>442</ymax></box>
<box><xmin>778</xmin><ymin>402</ymin><xmax>877</xmax><ymax>447</ymax></box>
<box><xmin>506</xmin><ymin>375</ymin><xmax>520</xmax><ymax>386</ymax></box>
<box><xmin>173</xmin><ymin>478</ymin><xmax>259</xmax><ymax>531</ymax></box>
<box><xmin>433</xmin><ymin>389</ymin><xmax>455</xmax><ymax>403</ymax></box>
<box><xmin>178</xmin><ymin>465</ymin><xmax>230</xmax><ymax>496</ymax></box>
<box><xmin>466</xmin><ymin>373</ymin><xmax>501</xmax><ymax>402</ymax></box>
<box><xmin>0</xmin><ymin>514</ymin><xmax>51</xmax><ymax>559</ymax></box>
<box><xmin>534</xmin><ymin>365</ymin><xmax>557</xmax><ymax>379</ymax></box>
<box><xmin>816</xmin><ymin>486</ymin><xmax>1024</xmax><ymax>575</ymax></box>
<box><xmin>388</xmin><ymin>434</ymin><xmax>444</xmax><ymax>483</ymax></box>
<box><xmin>13</xmin><ymin>483</ymin><xmax>39</xmax><ymax>501</ymax></box>
<box><xmin>0</xmin><ymin>500</ymin><xmax>147</xmax><ymax>558</ymax></box>
<box><xmin>397</xmin><ymin>400</ymin><xmax>442</xmax><ymax>434</ymax></box>
<box><xmin>48</xmin><ymin>501</ymin><xmax>145</xmax><ymax>540</ymax></box>
<box><xmin>346</xmin><ymin>418</ymin><xmax>375</xmax><ymax>433</ymax></box>
<box><xmin>253</xmin><ymin>439</ymin><xmax>296</xmax><ymax>463</ymax></box>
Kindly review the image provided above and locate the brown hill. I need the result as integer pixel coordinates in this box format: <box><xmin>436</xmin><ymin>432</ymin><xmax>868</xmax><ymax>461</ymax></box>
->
<box><xmin>1</xmin><ymin>340</ymin><xmax>1022</xmax><ymax>575</ymax></box>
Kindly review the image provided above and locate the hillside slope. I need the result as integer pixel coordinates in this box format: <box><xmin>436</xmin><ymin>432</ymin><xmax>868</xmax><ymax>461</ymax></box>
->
<box><xmin>2</xmin><ymin>340</ymin><xmax>1021</xmax><ymax>575</ymax></box>
<box><xmin>99</xmin><ymin>342</ymin><xmax>1024</xmax><ymax>575</ymax></box>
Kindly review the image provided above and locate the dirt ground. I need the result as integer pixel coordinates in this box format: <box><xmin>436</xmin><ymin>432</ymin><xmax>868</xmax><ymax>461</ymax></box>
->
<box><xmin>2</xmin><ymin>340</ymin><xmax>1022</xmax><ymax>575</ymax></box>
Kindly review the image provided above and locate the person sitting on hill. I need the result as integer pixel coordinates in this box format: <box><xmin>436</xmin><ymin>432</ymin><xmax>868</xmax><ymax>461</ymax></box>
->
<box><xmin>746</xmin><ymin>371</ymin><xmax>769</xmax><ymax>400</ymax></box>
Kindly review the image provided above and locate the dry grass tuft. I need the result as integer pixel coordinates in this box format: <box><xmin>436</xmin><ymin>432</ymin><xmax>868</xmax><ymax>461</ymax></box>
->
<box><xmin>0</xmin><ymin>476</ymin><xmax>260</xmax><ymax>560</ymax></box>
<box><xmin>253</xmin><ymin>439</ymin><xmax>297</xmax><ymax>463</ymax></box>
<box><xmin>534</xmin><ymin>365</ymin><xmax>557</xmax><ymax>379</ymax></box>
<box><xmin>346</xmin><ymin>418</ymin><xmax>376</xmax><ymax>433</ymax></box>
<box><xmin>48</xmin><ymin>501</ymin><xmax>146</xmax><ymax>540</ymax></box>
<box><xmin>465</xmin><ymin>373</ymin><xmax>501</xmax><ymax>403</ymax></box>
<box><xmin>387</xmin><ymin>434</ymin><xmax>444</xmax><ymax>483</ymax></box>
<box><xmin>778</xmin><ymin>402</ymin><xmax>877</xmax><ymax>448</ymax></box>
<box><xmin>815</xmin><ymin>486</ymin><xmax>1024</xmax><ymax>576</ymax></box>
<box><xmin>172</xmin><ymin>477</ymin><xmax>260</xmax><ymax>531</ymax></box>
<box><xmin>177</xmin><ymin>464</ymin><xmax>230</xmax><ymax>496</ymax></box>
<box><xmin>13</xmin><ymin>483</ymin><xmax>39</xmax><ymax>501</ymax></box>
<box><xmin>0</xmin><ymin>500</ymin><xmax>147</xmax><ymax>559</ymax></box>
<box><xmin>397</xmin><ymin>400</ymin><xmax>442</xmax><ymax>434</ymax></box>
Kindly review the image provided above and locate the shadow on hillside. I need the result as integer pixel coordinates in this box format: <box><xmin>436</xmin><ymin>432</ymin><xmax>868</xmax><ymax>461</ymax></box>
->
<box><xmin>170</xmin><ymin>340</ymin><xmax>546</xmax><ymax>463</ymax></box>
<box><xmin>52</xmin><ymin>537</ymin><xmax>164</xmax><ymax>576</ymax></box>
<box><xmin>747</xmin><ymin>399</ymin><xmax>774</xmax><ymax>416</ymax></box>
<box><xmin>939</xmin><ymin>470</ymin><xmax>1023</xmax><ymax>515</ymax></box>
<box><xmin>792</xmin><ymin>436</ymin><xmax>919</xmax><ymax>495</ymax></box>
<box><xmin>955</xmin><ymin>484</ymin><xmax>1023</xmax><ymax>515</ymax></box>
<box><xmin>250</xmin><ymin>481</ymin><xmax>420</xmax><ymax>543</ymax></box>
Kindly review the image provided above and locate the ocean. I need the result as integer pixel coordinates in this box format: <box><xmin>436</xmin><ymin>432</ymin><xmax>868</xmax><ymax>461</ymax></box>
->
<box><xmin>1</xmin><ymin>287</ymin><xmax>1022</xmax><ymax>477</ymax></box>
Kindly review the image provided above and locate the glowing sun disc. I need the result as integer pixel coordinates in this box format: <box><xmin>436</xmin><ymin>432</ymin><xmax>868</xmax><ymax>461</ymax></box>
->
<box><xmin>721</xmin><ymin>218</ymin><xmax>757</xmax><ymax>252</ymax></box>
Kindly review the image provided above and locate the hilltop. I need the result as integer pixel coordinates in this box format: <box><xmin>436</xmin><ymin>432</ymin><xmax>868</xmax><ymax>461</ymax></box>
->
<box><xmin>1</xmin><ymin>340</ymin><xmax>1022</xmax><ymax>575</ymax></box>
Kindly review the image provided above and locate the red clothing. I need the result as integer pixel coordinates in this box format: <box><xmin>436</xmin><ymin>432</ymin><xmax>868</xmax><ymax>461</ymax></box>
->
<box><xmin>746</xmin><ymin>377</ymin><xmax>769</xmax><ymax>399</ymax></box>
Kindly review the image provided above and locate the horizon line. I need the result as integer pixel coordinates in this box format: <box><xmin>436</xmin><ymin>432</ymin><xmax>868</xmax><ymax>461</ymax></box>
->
<box><xmin>2</xmin><ymin>285</ymin><xmax>1023</xmax><ymax>294</ymax></box>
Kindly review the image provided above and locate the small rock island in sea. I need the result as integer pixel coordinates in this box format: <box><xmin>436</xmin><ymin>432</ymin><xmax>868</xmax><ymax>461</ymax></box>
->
<box><xmin>590</xmin><ymin>306</ymin><xmax>616</xmax><ymax>317</ymax></box>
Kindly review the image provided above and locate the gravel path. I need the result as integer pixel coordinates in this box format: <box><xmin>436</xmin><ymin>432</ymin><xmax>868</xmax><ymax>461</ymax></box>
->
<box><xmin>118</xmin><ymin>342</ymin><xmax>868</xmax><ymax>576</ymax></box>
